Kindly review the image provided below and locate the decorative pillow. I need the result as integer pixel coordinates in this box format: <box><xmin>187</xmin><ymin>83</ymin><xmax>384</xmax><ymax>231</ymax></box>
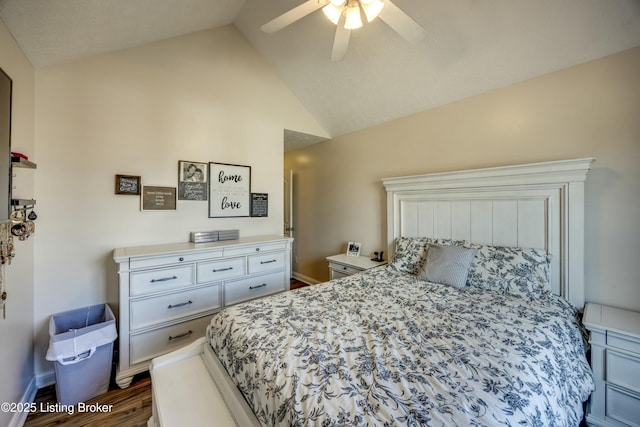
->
<box><xmin>417</xmin><ymin>244</ymin><xmax>478</xmax><ymax>288</ymax></box>
<box><xmin>388</xmin><ymin>237</ymin><xmax>467</xmax><ymax>275</ymax></box>
<box><xmin>388</xmin><ymin>237</ymin><xmax>429</xmax><ymax>275</ymax></box>
<box><xmin>464</xmin><ymin>243</ymin><xmax>552</xmax><ymax>300</ymax></box>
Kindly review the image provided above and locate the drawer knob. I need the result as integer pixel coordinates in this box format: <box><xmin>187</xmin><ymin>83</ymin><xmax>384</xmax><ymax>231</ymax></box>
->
<box><xmin>167</xmin><ymin>300</ymin><xmax>193</xmax><ymax>309</ymax></box>
<box><xmin>150</xmin><ymin>275</ymin><xmax>178</xmax><ymax>283</ymax></box>
<box><xmin>249</xmin><ymin>283</ymin><xmax>267</xmax><ymax>290</ymax></box>
<box><xmin>168</xmin><ymin>330</ymin><xmax>193</xmax><ymax>341</ymax></box>
<box><xmin>256</xmin><ymin>248</ymin><xmax>260</xmax><ymax>251</ymax></box>
<box><xmin>343</xmin><ymin>266</ymin><xmax>347</xmax><ymax>270</ymax></box>
<box><xmin>178</xmin><ymin>257</ymin><xmax>184</xmax><ymax>262</ymax></box>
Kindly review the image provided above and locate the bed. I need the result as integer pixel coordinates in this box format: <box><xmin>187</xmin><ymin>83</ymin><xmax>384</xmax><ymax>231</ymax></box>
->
<box><xmin>149</xmin><ymin>158</ymin><xmax>596</xmax><ymax>427</ymax></box>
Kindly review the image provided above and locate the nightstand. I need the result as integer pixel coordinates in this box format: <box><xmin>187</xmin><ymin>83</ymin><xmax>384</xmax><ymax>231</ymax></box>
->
<box><xmin>326</xmin><ymin>254</ymin><xmax>386</xmax><ymax>280</ymax></box>
<box><xmin>583</xmin><ymin>303</ymin><xmax>640</xmax><ymax>427</ymax></box>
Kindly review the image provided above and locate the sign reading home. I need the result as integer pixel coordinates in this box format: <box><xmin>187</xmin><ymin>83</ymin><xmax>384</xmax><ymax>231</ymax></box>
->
<box><xmin>208</xmin><ymin>162</ymin><xmax>251</xmax><ymax>218</ymax></box>
<box><xmin>141</xmin><ymin>186</ymin><xmax>177</xmax><ymax>211</ymax></box>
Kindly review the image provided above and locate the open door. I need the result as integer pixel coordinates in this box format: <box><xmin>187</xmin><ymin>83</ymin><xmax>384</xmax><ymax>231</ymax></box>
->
<box><xmin>284</xmin><ymin>170</ymin><xmax>294</xmax><ymax>277</ymax></box>
<box><xmin>284</xmin><ymin>169</ymin><xmax>293</xmax><ymax>238</ymax></box>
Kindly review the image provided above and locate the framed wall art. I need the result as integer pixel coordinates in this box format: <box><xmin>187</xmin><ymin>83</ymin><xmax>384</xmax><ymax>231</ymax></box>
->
<box><xmin>115</xmin><ymin>174</ymin><xmax>141</xmax><ymax>195</ymax></box>
<box><xmin>250</xmin><ymin>193</ymin><xmax>268</xmax><ymax>217</ymax></box>
<box><xmin>209</xmin><ymin>162</ymin><xmax>251</xmax><ymax>218</ymax></box>
<box><xmin>141</xmin><ymin>186</ymin><xmax>176</xmax><ymax>211</ymax></box>
<box><xmin>178</xmin><ymin>160</ymin><xmax>207</xmax><ymax>201</ymax></box>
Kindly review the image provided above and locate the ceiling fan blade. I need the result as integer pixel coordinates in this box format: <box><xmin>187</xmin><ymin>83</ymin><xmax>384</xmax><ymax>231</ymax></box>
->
<box><xmin>378</xmin><ymin>0</ymin><xmax>426</xmax><ymax>43</ymax></box>
<box><xmin>261</xmin><ymin>0</ymin><xmax>327</xmax><ymax>34</ymax></box>
<box><xmin>331</xmin><ymin>17</ymin><xmax>351</xmax><ymax>61</ymax></box>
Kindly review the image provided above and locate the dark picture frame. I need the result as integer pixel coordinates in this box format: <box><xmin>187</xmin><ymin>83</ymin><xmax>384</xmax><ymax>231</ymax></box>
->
<box><xmin>250</xmin><ymin>193</ymin><xmax>268</xmax><ymax>217</ymax></box>
<box><xmin>178</xmin><ymin>160</ymin><xmax>207</xmax><ymax>201</ymax></box>
<box><xmin>208</xmin><ymin>162</ymin><xmax>251</xmax><ymax>218</ymax></box>
<box><xmin>141</xmin><ymin>186</ymin><xmax>176</xmax><ymax>211</ymax></box>
<box><xmin>115</xmin><ymin>174</ymin><xmax>141</xmax><ymax>195</ymax></box>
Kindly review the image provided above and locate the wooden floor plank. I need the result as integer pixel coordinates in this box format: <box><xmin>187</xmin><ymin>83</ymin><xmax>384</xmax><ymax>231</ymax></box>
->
<box><xmin>24</xmin><ymin>373</ymin><xmax>151</xmax><ymax>427</ymax></box>
<box><xmin>290</xmin><ymin>278</ymin><xmax>308</xmax><ymax>289</ymax></box>
<box><xmin>25</xmin><ymin>282</ymin><xmax>308</xmax><ymax>426</ymax></box>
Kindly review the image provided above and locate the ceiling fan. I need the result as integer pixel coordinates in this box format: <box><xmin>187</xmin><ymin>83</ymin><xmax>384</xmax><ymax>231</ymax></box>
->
<box><xmin>261</xmin><ymin>0</ymin><xmax>426</xmax><ymax>61</ymax></box>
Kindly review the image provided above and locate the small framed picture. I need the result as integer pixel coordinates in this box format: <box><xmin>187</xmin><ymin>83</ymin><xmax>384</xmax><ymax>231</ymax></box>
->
<box><xmin>347</xmin><ymin>242</ymin><xmax>361</xmax><ymax>257</ymax></box>
<box><xmin>179</xmin><ymin>161</ymin><xmax>208</xmax><ymax>184</ymax></box>
<box><xmin>178</xmin><ymin>160</ymin><xmax>208</xmax><ymax>201</ymax></box>
<box><xmin>115</xmin><ymin>174</ymin><xmax>141</xmax><ymax>195</ymax></box>
<box><xmin>141</xmin><ymin>186</ymin><xmax>177</xmax><ymax>211</ymax></box>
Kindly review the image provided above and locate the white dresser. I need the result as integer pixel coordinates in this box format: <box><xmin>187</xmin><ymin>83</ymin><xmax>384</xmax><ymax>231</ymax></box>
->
<box><xmin>113</xmin><ymin>235</ymin><xmax>292</xmax><ymax>388</ymax></box>
<box><xmin>583</xmin><ymin>303</ymin><xmax>640</xmax><ymax>427</ymax></box>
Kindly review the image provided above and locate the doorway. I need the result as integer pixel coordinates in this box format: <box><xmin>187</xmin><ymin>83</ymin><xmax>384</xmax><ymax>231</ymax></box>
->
<box><xmin>284</xmin><ymin>169</ymin><xmax>294</xmax><ymax>278</ymax></box>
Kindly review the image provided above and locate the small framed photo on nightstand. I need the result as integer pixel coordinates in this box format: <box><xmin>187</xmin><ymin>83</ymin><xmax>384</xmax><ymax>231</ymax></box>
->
<box><xmin>347</xmin><ymin>242</ymin><xmax>361</xmax><ymax>257</ymax></box>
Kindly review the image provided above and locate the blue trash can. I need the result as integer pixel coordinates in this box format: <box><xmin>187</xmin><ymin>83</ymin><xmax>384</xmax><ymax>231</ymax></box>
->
<box><xmin>45</xmin><ymin>304</ymin><xmax>117</xmax><ymax>405</ymax></box>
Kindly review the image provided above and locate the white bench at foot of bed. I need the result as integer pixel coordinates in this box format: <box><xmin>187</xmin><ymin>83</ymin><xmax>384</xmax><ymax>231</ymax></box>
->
<box><xmin>148</xmin><ymin>337</ymin><xmax>261</xmax><ymax>427</ymax></box>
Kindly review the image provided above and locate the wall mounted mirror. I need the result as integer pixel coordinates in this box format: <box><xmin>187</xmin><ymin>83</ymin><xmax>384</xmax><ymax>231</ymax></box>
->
<box><xmin>0</xmin><ymin>67</ymin><xmax>12</xmax><ymax>223</ymax></box>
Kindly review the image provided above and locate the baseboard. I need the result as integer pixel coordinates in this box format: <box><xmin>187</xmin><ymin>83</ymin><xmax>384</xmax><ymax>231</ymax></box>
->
<box><xmin>35</xmin><ymin>370</ymin><xmax>56</xmax><ymax>389</ymax></box>
<box><xmin>7</xmin><ymin>376</ymin><xmax>38</xmax><ymax>427</ymax></box>
<box><xmin>292</xmin><ymin>272</ymin><xmax>322</xmax><ymax>286</ymax></box>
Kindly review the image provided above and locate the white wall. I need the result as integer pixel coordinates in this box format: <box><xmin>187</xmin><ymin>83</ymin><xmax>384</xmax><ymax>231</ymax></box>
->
<box><xmin>33</xmin><ymin>26</ymin><xmax>327</xmax><ymax>377</ymax></box>
<box><xmin>0</xmin><ymin>17</ymin><xmax>36</xmax><ymax>427</ymax></box>
<box><xmin>286</xmin><ymin>46</ymin><xmax>640</xmax><ymax>313</ymax></box>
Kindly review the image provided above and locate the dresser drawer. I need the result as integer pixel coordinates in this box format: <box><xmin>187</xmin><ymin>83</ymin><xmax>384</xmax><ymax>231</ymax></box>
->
<box><xmin>130</xmin><ymin>265</ymin><xmax>195</xmax><ymax>296</ymax></box>
<box><xmin>130</xmin><ymin>250</ymin><xmax>222</xmax><ymax>270</ymax></box>
<box><xmin>329</xmin><ymin>262</ymin><xmax>361</xmax><ymax>276</ymax></box>
<box><xmin>223</xmin><ymin>242</ymin><xmax>287</xmax><ymax>257</ymax></box>
<box><xmin>606</xmin><ymin>385</ymin><xmax>640</xmax><ymax>426</ymax></box>
<box><xmin>224</xmin><ymin>271</ymin><xmax>286</xmax><ymax>306</ymax></box>
<box><xmin>608</xmin><ymin>330</ymin><xmax>640</xmax><ymax>355</ymax></box>
<box><xmin>130</xmin><ymin>284</ymin><xmax>221</xmax><ymax>331</ymax></box>
<box><xmin>248</xmin><ymin>251</ymin><xmax>286</xmax><ymax>274</ymax></box>
<box><xmin>197</xmin><ymin>257</ymin><xmax>246</xmax><ymax>283</ymax></box>
<box><xmin>130</xmin><ymin>315</ymin><xmax>212</xmax><ymax>365</ymax></box>
<box><xmin>330</xmin><ymin>269</ymin><xmax>350</xmax><ymax>280</ymax></box>
<box><xmin>607</xmin><ymin>350</ymin><xmax>640</xmax><ymax>393</ymax></box>
<box><xmin>129</xmin><ymin>264</ymin><xmax>195</xmax><ymax>296</ymax></box>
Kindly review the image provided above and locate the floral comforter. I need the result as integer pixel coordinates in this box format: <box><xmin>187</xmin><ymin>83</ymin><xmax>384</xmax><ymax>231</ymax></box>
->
<box><xmin>207</xmin><ymin>267</ymin><xmax>594</xmax><ymax>427</ymax></box>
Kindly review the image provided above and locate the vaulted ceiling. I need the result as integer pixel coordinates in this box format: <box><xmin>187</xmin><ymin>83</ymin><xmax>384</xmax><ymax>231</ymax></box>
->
<box><xmin>1</xmin><ymin>0</ymin><xmax>639</xmax><ymax>150</ymax></box>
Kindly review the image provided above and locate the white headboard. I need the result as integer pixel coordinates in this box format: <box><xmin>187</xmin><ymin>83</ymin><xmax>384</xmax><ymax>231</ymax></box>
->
<box><xmin>383</xmin><ymin>158</ymin><xmax>594</xmax><ymax>309</ymax></box>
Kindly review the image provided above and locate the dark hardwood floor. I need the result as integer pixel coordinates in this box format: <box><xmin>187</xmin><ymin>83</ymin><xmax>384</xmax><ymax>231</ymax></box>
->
<box><xmin>290</xmin><ymin>278</ymin><xmax>309</xmax><ymax>290</ymax></box>
<box><xmin>25</xmin><ymin>372</ymin><xmax>151</xmax><ymax>427</ymax></box>
<box><xmin>24</xmin><ymin>279</ymin><xmax>307</xmax><ymax>426</ymax></box>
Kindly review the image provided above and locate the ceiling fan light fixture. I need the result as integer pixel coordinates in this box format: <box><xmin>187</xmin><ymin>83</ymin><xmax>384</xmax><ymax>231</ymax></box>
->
<box><xmin>344</xmin><ymin>4</ymin><xmax>363</xmax><ymax>29</ymax></box>
<box><xmin>322</xmin><ymin>3</ymin><xmax>343</xmax><ymax>25</ymax></box>
<box><xmin>360</xmin><ymin>0</ymin><xmax>384</xmax><ymax>22</ymax></box>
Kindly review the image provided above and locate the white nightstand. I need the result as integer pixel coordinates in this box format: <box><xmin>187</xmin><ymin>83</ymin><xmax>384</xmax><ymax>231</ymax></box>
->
<box><xmin>583</xmin><ymin>303</ymin><xmax>640</xmax><ymax>427</ymax></box>
<box><xmin>326</xmin><ymin>254</ymin><xmax>386</xmax><ymax>280</ymax></box>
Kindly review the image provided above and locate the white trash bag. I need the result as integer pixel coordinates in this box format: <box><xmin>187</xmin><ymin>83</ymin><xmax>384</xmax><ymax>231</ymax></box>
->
<box><xmin>45</xmin><ymin>304</ymin><xmax>117</xmax><ymax>405</ymax></box>
<box><xmin>46</xmin><ymin>304</ymin><xmax>117</xmax><ymax>364</ymax></box>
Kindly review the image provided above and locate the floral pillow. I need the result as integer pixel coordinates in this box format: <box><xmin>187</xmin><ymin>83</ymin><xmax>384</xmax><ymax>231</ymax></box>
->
<box><xmin>388</xmin><ymin>237</ymin><xmax>466</xmax><ymax>275</ymax></box>
<box><xmin>464</xmin><ymin>243</ymin><xmax>552</xmax><ymax>300</ymax></box>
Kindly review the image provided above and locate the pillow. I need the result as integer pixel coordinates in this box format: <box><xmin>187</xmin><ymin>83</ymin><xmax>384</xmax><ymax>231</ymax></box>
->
<box><xmin>388</xmin><ymin>237</ymin><xmax>429</xmax><ymax>275</ymax></box>
<box><xmin>388</xmin><ymin>237</ymin><xmax>467</xmax><ymax>275</ymax></box>
<box><xmin>417</xmin><ymin>244</ymin><xmax>478</xmax><ymax>288</ymax></box>
<box><xmin>464</xmin><ymin>243</ymin><xmax>552</xmax><ymax>300</ymax></box>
